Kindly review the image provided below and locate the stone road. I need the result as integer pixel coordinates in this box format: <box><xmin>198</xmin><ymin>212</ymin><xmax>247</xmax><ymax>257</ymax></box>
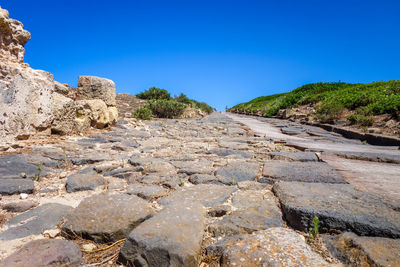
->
<box><xmin>0</xmin><ymin>113</ymin><xmax>399</xmax><ymax>266</ymax></box>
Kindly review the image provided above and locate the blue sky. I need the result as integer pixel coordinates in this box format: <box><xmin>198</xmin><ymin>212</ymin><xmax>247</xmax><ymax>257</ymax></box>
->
<box><xmin>3</xmin><ymin>0</ymin><xmax>400</xmax><ymax>110</ymax></box>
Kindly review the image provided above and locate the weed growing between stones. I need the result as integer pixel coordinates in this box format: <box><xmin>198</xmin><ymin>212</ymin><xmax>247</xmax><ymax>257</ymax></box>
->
<box><xmin>307</xmin><ymin>216</ymin><xmax>320</xmax><ymax>243</ymax></box>
<box><xmin>32</xmin><ymin>163</ymin><xmax>42</xmax><ymax>181</ymax></box>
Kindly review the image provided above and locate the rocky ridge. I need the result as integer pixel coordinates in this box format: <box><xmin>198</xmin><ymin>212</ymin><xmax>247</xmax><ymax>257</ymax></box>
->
<box><xmin>0</xmin><ymin>6</ymin><xmax>118</xmax><ymax>143</ymax></box>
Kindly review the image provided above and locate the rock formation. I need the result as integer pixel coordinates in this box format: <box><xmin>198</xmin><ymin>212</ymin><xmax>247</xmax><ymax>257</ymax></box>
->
<box><xmin>0</xmin><ymin>6</ymin><xmax>118</xmax><ymax>141</ymax></box>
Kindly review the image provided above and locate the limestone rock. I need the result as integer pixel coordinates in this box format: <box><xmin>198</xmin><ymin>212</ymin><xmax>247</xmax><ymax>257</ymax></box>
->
<box><xmin>62</xmin><ymin>193</ymin><xmax>154</xmax><ymax>243</ymax></box>
<box><xmin>2</xmin><ymin>200</ymin><xmax>37</xmax><ymax>212</ymax></box>
<box><xmin>119</xmin><ymin>202</ymin><xmax>206</xmax><ymax>266</ymax></box>
<box><xmin>126</xmin><ymin>183</ymin><xmax>169</xmax><ymax>200</ymax></box>
<box><xmin>77</xmin><ymin>76</ymin><xmax>117</xmax><ymax>106</ymax></box>
<box><xmin>75</xmin><ymin>99</ymin><xmax>110</xmax><ymax>129</ymax></box>
<box><xmin>0</xmin><ymin>7</ymin><xmax>30</xmax><ymax>63</ymax></box>
<box><xmin>51</xmin><ymin>92</ymin><xmax>76</xmax><ymax>134</ymax></box>
<box><xmin>0</xmin><ymin>239</ymin><xmax>82</xmax><ymax>267</ymax></box>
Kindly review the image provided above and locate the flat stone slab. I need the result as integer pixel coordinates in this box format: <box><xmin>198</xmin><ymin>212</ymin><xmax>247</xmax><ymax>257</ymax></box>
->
<box><xmin>129</xmin><ymin>157</ymin><xmax>176</xmax><ymax>174</ymax></box>
<box><xmin>141</xmin><ymin>173</ymin><xmax>181</xmax><ymax>189</ymax></box>
<box><xmin>66</xmin><ymin>173</ymin><xmax>105</xmax><ymax>193</ymax></box>
<box><xmin>158</xmin><ymin>184</ymin><xmax>236</xmax><ymax>208</ymax></box>
<box><xmin>0</xmin><ymin>155</ymin><xmax>41</xmax><ymax>179</ymax></box>
<box><xmin>324</xmin><ymin>232</ymin><xmax>400</xmax><ymax>267</ymax></box>
<box><xmin>215</xmin><ymin>162</ymin><xmax>259</xmax><ymax>185</ymax></box>
<box><xmin>119</xmin><ymin>202</ymin><xmax>206</xmax><ymax>266</ymax></box>
<box><xmin>62</xmin><ymin>193</ymin><xmax>154</xmax><ymax>243</ymax></box>
<box><xmin>208</xmin><ymin>190</ymin><xmax>283</xmax><ymax>237</ymax></box>
<box><xmin>209</xmin><ymin>149</ymin><xmax>253</xmax><ymax>159</ymax></box>
<box><xmin>172</xmin><ymin>160</ymin><xmax>214</xmax><ymax>175</ymax></box>
<box><xmin>261</xmin><ymin>161</ymin><xmax>346</xmax><ymax>184</ymax></box>
<box><xmin>0</xmin><ymin>203</ymin><xmax>73</xmax><ymax>240</ymax></box>
<box><xmin>0</xmin><ymin>239</ymin><xmax>82</xmax><ymax>267</ymax></box>
<box><xmin>189</xmin><ymin>174</ymin><xmax>219</xmax><ymax>185</ymax></box>
<box><xmin>206</xmin><ymin>227</ymin><xmax>328</xmax><ymax>266</ymax></box>
<box><xmin>281</xmin><ymin>127</ymin><xmax>303</xmax><ymax>135</ymax></box>
<box><xmin>264</xmin><ymin>152</ymin><xmax>319</xmax><ymax>162</ymax></box>
<box><xmin>218</xmin><ymin>140</ymin><xmax>249</xmax><ymax>150</ymax></box>
<box><xmin>0</xmin><ymin>178</ymin><xmax>34</xmax><ymax>195</ymax></box>
<box><xmin>273</xmin><ymin>181</ymin><xmax>400</xmax><ymax>238</ymax></box>
<box><xmin>126</xmin><ymin>183</ymin><xmax>169</xmax><ymax>200</ymax></box>
<box><xmin>2</xmin><ymin>200</ymin><xmax>37</xmax><ymax>212</ymax></box>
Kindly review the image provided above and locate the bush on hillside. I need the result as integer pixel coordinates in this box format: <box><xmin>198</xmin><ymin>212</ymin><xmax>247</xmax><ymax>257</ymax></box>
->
<box><xmin>174</xmin><ymin>93</ymin><xmax>192</xmax><ymax>105</ymax></box>
<box><xmin>147</xmin><ymin>99</ymin><xmax>186</xmax><ymax>118</ymax></box>
<box><xmin>136</xmin><ymin>87</ymin><xmax>171</xmax><ymax>100</ymax></box>
<box><xmin>133</xmin><ymin>107</ymin><xmax>153</xmax><ymax>120</ymax></box>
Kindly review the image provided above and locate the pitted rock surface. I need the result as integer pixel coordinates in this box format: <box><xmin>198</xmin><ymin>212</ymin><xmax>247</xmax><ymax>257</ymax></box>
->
<box><xmin>324</xmin><ymin>232</ymin><xmax>400</xmax><ymax>267</ymax></box>
<box><xmin>213</xmin><ymin>227</ymin><xmax>329</xmax><ymax>267</ymax></box>
<box><xmin>262</xmin><ymin>161</ymin><xmax>346</xmax><ymax>184</ymax></box>
<box><xmin>62</xmin><ymin>194</ymin><xmax>154</xmax><ymax>243</ymax></box>
<box><xmin>209</xmin><ymin>190</ymin><xmax>283</xmax><ymax>237</ymax></box>
<box><xmin>0</xmin><ymin>203</ymin><xmax>73</xmax><ymax>240</ymax></box>
<box><xmin>264</xmin><ymin>152</ymin><xmax>319</xmax><ymax>162</ymax></box>
<box><xmin>65</xmin><ymin>173</ymin><xmax>105</xmax><ymax>193</ymax></box>
<box><xmin>126</xmin><ymin>183</ymin><xmax>169</xmax><ymax>200</ymax></box>
<box><xmin>158</xmin><ymin>184</ymin><xmax>237</xmax><ymax>208</ymax></box>
<box><xmin>273</xmin><ymin>181</ymin><xmax>400</xmax><ymax>238</ymax></box>
<box><xmin>119</xmin><ymin>202</ymin><xmax>206</xmax><ymax>266</ymax></box>
<box><xmin>0</xmin><ymin>239</ymin><xmax>82</xmax><ymax>267</ymax></box>
<box><xmin>215</xmin><ymin>162</ymin><xmax>259</xmax><ymax>185</ymax></box>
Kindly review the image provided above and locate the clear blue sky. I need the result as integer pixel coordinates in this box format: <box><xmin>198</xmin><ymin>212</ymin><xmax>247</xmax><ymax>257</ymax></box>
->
<box><xmin>3</xmin><ymin>0</ymin><xmax>400</xmax><ymax>110</ymax></box>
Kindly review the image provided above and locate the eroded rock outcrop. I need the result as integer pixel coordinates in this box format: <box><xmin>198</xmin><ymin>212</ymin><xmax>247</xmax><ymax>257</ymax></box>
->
<box><xmin>0</xmin><ymin>6</ymin><xmax>118</xmax><ymax>141</ymax></box>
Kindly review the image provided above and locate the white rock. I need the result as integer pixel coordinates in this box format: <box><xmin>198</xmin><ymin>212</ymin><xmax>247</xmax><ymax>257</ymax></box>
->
<box><xmin>19</xmin><ymin>193</ymin><xmax>28</xmax><ymax>199</ymax></box>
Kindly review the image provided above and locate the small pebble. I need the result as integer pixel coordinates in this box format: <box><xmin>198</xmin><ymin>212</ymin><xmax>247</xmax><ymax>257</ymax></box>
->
<box><xmin>20</xmin><ymin>193</ymin><xmax>28</xmax><ymax>200</ymax></box>
<box><xmin>82</xmin><ymin>243</ymin><xmax>97</xmax><ymax>251</ymax></box>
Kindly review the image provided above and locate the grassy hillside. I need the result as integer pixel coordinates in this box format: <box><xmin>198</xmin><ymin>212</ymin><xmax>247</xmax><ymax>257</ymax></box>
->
<box><xmin>231</xmin><ymin>81</ymin><xmax>400</xmax><ymax>126</ymax></box>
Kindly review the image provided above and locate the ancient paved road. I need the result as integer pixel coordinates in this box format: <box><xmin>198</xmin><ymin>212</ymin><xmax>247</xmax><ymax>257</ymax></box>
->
<box><xmin>227</xmin><ymin>113</ymin><xmax>400</xmax><ymax>201</ymax></box>
<box><xmin>0</xmin><ymin>113</ymin><xmax>399</xmax><ymax>266</ymax></box>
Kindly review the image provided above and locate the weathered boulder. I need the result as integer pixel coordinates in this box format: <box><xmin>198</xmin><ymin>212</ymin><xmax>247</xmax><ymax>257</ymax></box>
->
<box><xmin>62</xmin><ymin>193</ymin><xmax>154</xmax><ymax>243</ymax></box>
<box><xmin>77</xmin><ymin>76</ymin><xmax>117</xmax><ymax>106</ymax></box>
<box><xmin>51</xmin><ymin>92</ymin><xmax>76</xmax><ymax>134</ymax></box>
<box><xmin>0</xmin><ymin>7</ymin><xmax>55</xmax><ymax>141</ymax></box>
<box><xmin>119</xmin><ymin>202</ymin><xmax>206</xmax><ymax>266</ymax></box>
<box><xmin>0</xmin><ymin>239</ymin><xmax>82</xmax><ymax>267</ymax></box>
<box><xmin>75</xmin><ymin>99</ymin><xmax>110</xmax><ymax>129</ymax></box>
<box><xmin>0</xmin><ymin>7</ymin><xmax>30</xmax><ymax>63</ymax></box>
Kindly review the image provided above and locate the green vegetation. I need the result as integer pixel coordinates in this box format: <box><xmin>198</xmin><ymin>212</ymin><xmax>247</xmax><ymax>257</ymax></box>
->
<box><xmin>307</xmin><ymin>216</ymin><xmax>320</xmax><ymax>242</ymax></box>
<box><xmin>136</xmin><ymin>87</ymin><xmax>171</xmax><ymax>100</ymax></box>
<box><xmin>147</xmin><ymin>99</ymin><xmax>186</xmax><ymax>118</ymax></box>
<box><xmin>231</xmin><ymin>81</ymin><xmax>400</xmax><ymax>124</ymax></box>
<box><xmin>134</xmin><ymin>88</ymin><xmax>213</xmax><ymax>119</ymax></box>
<box><xmin>175</xmin><ymin>93</ymin><xmax>213</xmax><ymax>114</ymax></box>
<box><xmin>134</xmin><ymin>107</ymin><xmax>153</xmax><ymax>120</ymax></box>
<box><xmin>33</xmin><ymin>163</ymin><xmax>42</xmax><ymax>181</ymax></box>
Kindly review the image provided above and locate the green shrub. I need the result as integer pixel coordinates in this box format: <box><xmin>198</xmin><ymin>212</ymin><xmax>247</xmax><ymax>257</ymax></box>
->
<box><xmin>315</xmin><ymin>101</ymin><xmax>345</xmax><ymax>123</ymax></box>
<box><xmin>136</xmin><ymin>87</ymin><xmax>171</xmax><ymax>100</ymax></box>
<box><xmin>347</xmin><ymin>114</ymin><xmax>374</xmax><ymax>126</ymax></box>
<box><xmin>148</xmin><ymin>99</ymin><xmax>186</xmax><ymax>118</ymax></box>
<box><xmin>174</xmin><ymin>93</ymin><xmax>192</xmax><ymax>105</ymax></box>
<box><xmin>133</xmin><ymin>107</ymin><xmax>153</xmax><ymax>120</ymax></box>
